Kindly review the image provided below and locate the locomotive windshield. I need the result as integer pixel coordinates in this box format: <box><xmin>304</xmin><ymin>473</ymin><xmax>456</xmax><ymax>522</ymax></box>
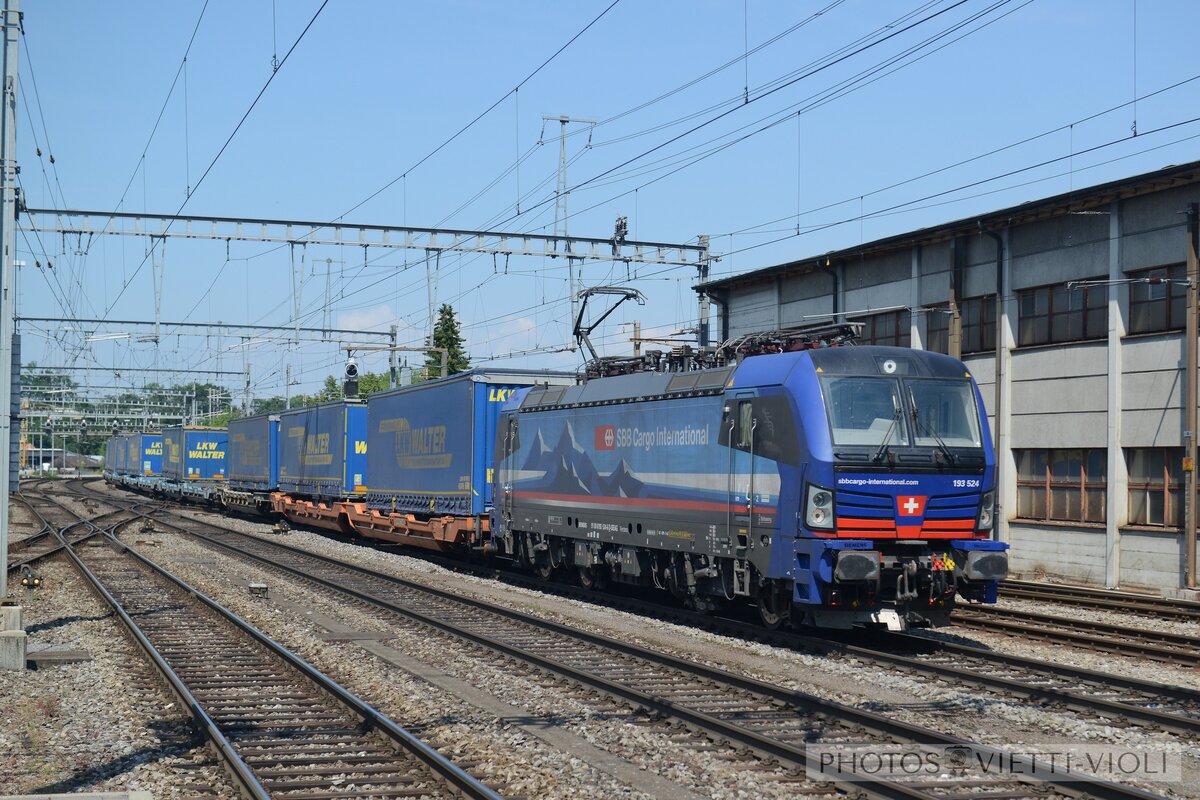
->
<box><xmin>821</xmin><ymin>376</ymin><xmax>910</xmax><ymax>447</ymax></box>
<box><xmin>821</xmin><ymin>376</ymin><xmax>982</xmax><ymax>450</ymax></box>
<box><xmin>906</xmin><ymin>378</ymin><xmax>982</xmax><ymax>448</ymax></box>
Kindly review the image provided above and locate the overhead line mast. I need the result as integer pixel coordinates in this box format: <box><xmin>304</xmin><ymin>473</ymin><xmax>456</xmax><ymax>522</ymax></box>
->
<box><xmin>542</xmin><ymin>115</ymin><xmax>597</xmax><ymax>330</ymax></box>
<box><xmin>0</xmin><ymin>0</ymin><xmax>18</xmax><ymax>603</ymax></box>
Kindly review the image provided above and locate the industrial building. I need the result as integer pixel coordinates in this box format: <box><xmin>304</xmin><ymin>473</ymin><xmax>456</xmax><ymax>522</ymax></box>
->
<box><xmin>697</xmin><ymin>160</ymin><xmax>1200</xmax><ymax>593</ymax></box>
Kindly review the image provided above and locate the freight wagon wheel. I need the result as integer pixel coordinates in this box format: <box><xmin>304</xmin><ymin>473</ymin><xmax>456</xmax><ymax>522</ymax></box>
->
<box><xmin>757</xmin><ymin>588</ymin><xmax>790</xmax><ymax>630</ymax></box>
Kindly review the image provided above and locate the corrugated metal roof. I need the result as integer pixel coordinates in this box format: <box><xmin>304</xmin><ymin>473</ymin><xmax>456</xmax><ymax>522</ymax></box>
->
<box><xmin>698</xmin><ymin>159</ymin><xmax>1200</xmax><ymax>292</ymax></box>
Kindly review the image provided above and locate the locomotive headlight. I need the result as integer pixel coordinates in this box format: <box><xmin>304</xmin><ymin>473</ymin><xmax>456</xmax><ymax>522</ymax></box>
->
<box><xmin>977</xmin><ymin>490</ymin><xmax>995</xmax><ymax>531</ymax></box>
<box><xmin>806</xmin><ymin>484</ymin><xmax>835</xmax><ymax>530</ymax></box>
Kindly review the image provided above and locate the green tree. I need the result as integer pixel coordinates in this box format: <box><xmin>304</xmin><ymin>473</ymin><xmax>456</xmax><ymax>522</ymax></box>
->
<box><xmin>358</xmin><ymin>370</ymin><xmax>390</xmax><ymax>395</ymax></box>
<box><xmin>22</xmin><ymin>363</ymin><xmax>77</xmax><ymax>394</ymax></box>
<box><xmin>254</xmin><ymin>396</ymin><xmax>288</xmax><ymax>414</ymax></box>
<box><xmin>427</xmin><ymin>303</ymin><xmax>470</xmax><ymax>378</ymax></box>
<box><xmin>318</xmin><ymin>375</ymin><xmax>342</xmax><ymax>402</ymax></box>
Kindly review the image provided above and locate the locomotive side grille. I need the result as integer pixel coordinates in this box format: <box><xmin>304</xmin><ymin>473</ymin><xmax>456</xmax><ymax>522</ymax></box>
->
<box><xmin>834</xmin><ymin>489</ymin><xmax>892</xmax><ymax>519</ymax></box>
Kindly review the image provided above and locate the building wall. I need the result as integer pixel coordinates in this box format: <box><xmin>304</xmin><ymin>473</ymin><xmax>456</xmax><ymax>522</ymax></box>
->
<box><xmin>713</xmin><ymin>178</ymin><xmax>1200</xmax><ymax>590</ymax></box>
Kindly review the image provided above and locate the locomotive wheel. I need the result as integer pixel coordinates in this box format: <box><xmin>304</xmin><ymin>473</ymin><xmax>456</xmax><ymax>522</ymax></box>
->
<box><xmin>578</xmin><ymin>565</ymin><xmax>608</xmax><ymax>591</ymax></box>
<box><xmin>536</xmin><ymin>560</ymin><xmax>555</xmax><ymax>580</ymax></box>
<box><xmin>757</xmin><ymin>589</ymin><xmax>791</xmax><ymax>630</ymax></box>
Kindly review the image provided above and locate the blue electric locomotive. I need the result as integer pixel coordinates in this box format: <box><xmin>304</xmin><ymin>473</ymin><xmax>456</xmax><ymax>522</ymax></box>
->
<box><xmin>494</xmin><ymin>343</ymin><xmax>1008</xmax><ymax>630</ymax></box>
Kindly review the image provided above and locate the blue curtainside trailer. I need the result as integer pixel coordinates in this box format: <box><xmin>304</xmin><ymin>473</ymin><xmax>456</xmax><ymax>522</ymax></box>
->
<box><xmin>104</xmin><ymin>436</ymin><xmax>118</xmax><ymax>478</ymax></box>
<box><xmin>126</xmin><ymin>433</ymin><xmax>163</xmax><ymax>478</ymax></box>
<box><xmin>228</xmin><ymin>413</ymin><xmax>280</xmax><ymax>491</ymax></box>
<box><xmin>162</xmin><ymin>426</ymin><xmax>228</xmax><ymax>500</ymax></box>
<box><xmin>111</xmin><ymin>434</ymin><xmax>124</xmax><ymax>479</ymax></box>
<box><xmin>278</xmin><ymin>401</ymin><xmax>367</xmax><ymax>500</ymax></box>
<box><xmin>364</xmin><ymin>369</ymin><xmax>573</xmax><ymax>518</ymax></box>
<box><xmin>120</xmin><ymin>434</ymin><xmax>133</xmax><ymax>479</ymax></box>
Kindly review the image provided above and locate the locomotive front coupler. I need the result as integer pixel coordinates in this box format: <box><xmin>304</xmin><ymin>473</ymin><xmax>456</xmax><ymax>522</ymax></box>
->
<box><xmin>894</xmin><ymin>560</ymin><xmax>919</xmax><ymax>601</ymax></box>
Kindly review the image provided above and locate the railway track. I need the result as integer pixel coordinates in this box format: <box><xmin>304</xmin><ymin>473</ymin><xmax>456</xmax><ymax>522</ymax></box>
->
<box><xmin>277</xmin><ymin>512</ymin><xmax>1200</xmax><ymax>739</ymax></box>
<box><xmin>78</xmin><ymin>482</ymin><xmax>1200</xmax><ymax>736</ymax></box>
<box><xmin>406</xmin><ymin>540</ymin><xmax>1200</xmax><ymax>737</ymax></box>
<box><xmin>952</xmin><ymin>605</ymin><xmax>1200</xmax><ymax>667</ymax></box>
<box><xmin>8</xmin><ymin>489</ymin><xmax>147</xmax><ymax>576</ymax></box>
<box><xmin>1000</xmin><ymin>579</ymin><xmax>1200</xmax><ymax>623</ymax></box>
<box><xmin>138</xmin><ymin>503</ymin><xmax>1168</xmax><ymax>800</ymax></box>
<box><xmin>24</xmin><ymin>488</ymin><xmax>505</xmax><ymax>800</ymax></box>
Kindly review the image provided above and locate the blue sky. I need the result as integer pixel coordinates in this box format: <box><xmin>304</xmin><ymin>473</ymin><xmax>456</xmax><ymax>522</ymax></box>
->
<box><xmin>17</xmin><ymin>0</ymin><xmax>1200</xmax><ymax>402</ymax></box>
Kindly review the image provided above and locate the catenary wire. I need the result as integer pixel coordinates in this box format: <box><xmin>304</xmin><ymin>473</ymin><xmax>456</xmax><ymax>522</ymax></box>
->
<box><xmin>102</xmin><ymin>0</ymin><xmax>330</xmax><ymax>317</ymax></box>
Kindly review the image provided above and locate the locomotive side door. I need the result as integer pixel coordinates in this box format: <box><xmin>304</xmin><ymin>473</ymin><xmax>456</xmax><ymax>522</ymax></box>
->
<box><xmin>726</xmin><ymin>392</ymin><xmax>758</xmax><ymax>556</ymax></box>
<box><xmin>499</xmin><ymin>412</ymin><xmax>518</xmax><ymax>527</ymax></box>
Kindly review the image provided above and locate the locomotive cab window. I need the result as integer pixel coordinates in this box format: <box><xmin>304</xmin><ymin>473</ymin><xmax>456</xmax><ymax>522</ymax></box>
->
<box><xmin>737</xmin><ymin>401</ymin><xmax>754</xmax><ymax>448</ymax></box>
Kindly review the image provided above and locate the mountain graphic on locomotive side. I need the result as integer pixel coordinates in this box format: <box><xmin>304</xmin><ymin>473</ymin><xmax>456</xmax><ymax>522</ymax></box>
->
<box><xmin>105</xmin><ymin>324</ymin><xmax>1008</xmax><ymax>631</ymax></box>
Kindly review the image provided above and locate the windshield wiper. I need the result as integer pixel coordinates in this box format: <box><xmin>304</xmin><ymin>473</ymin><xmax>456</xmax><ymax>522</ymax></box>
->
<box><xmin>908</xmin><ymin>389</ymin><xmax>956</xmax><ymax>466</ymax></box>
<box><xmin>872</xmin><ymin>394</ymin><xmax>902</xmax><ymax>464</ymax></box>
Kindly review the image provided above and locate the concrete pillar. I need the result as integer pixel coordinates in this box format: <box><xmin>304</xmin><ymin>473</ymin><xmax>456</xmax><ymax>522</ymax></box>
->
<box><xmin>910</xmin><ymin>247</ymin><xmax>924</xmax><ymax>349</ymax></box>
<box><xmin>773</xmin><ymin>276</ymin><xmax>783</xmax><ymax>329</ymax></box>
<box><xmin>0</xmin><ymin>604</ymin><xmax>25</xmax><ymax>670</ymax></box>
<box><xmin>995</xmin><ymin>228</ymin><xmax>1015</xmax><ymax>545</ymax></box>
<box><xmin>1105</xmin><ymin>201</ymin><xmax>1127</xmax><ymax>588</ymax></box>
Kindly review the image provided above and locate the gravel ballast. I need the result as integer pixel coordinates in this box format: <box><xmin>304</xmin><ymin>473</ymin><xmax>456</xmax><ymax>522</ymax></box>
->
<box><xmin>167</xmin><ymin>507</ymin><xmax>1200</xmax><ymax>798</ymax></box>
<box><xmin>0</xmin><ymin>557</ymin><xmax>238</xmax><ymax>798</ymax></box>
<box><xmin>140</xmin><ymin>526</ymin><xmax>829</xmax><ymax>800</ymax></box>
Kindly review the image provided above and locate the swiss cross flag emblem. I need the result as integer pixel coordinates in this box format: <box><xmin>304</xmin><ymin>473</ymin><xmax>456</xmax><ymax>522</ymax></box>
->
<box><xmin>897</xmin><ymin>495</ymin><xmax>927</xmax><ymax>517</ymax></box>
<box><xmin>594</xmin><ymin>425</ymin><xmax>616</xmax><ymax>451</ymax></box>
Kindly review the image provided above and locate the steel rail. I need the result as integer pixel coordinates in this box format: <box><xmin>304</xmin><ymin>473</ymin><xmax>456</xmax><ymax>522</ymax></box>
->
<box><xmin>87</xmin><ymin>480</ymin><xmax>1200</xmax><ymax>737</ymax></box>
<box><xmin>107</xmin><ymin>535</ymin><xmax>505</xmax><ymax>800</ymax></box>
<box><xmin>40</xmin><ymin>487</ymin><xmax>505</xmax><ymax>800</ymax></box>
<box><xmin>52</xmin><ymin>506</ymin><xmax>273</xmax><ymax>800</ymax></box>
<box><xmin>8</xmin><ymin>494</ymin><xmax>52</xmax><ymax>539</ymax></box>
<box><xmin>335</xmin><ymin>531</ymin><xmax>1200</xmax><ymax>737</ymax></box>
<box><xmin>1000</xmin><ymin>580</ymin><xmax>1200</xmax><ymax>622</ymax></box>
<box><xmin>8</xmin><ymin>501</ymin><xmax>146</xmax><ymax>573</ymax></box>
<box><xmin>147</xmin><ymin>509</ymin><xmax>1167</xmax><ymax>800</ymax></box>
<box><xmin>953</xmin><ymin>605</ymin><xmax>1200</xmax><ymax>666</ymax></box>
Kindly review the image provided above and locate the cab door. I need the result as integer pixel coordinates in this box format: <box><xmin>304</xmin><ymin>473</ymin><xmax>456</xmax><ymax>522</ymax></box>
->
<box><xmin>498</xmin><ymin>412</ymin><xmax>519</xmax><ymax>528</ymax></box>
<box><xmin>726</xmin><ymin>392</ymin><xmax>758</xmax><ymax>555</ymax></box>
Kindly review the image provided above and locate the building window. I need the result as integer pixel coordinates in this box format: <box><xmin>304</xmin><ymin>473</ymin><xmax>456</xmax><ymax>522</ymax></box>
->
<box><xmin>961</xmin><ymin>295</ymin><xmax>997</xmax><ymax>354</ymax></box>
<box><xmin>1128</xmin><ymin>264</ymin><xmax>1186</xmax><ymax>334</ymax></box>
<box><xmin>926</xmin><ymin>296</ymin><xmax>996</xmax><ymax>355</ymax></box>
<box><xmin>1016</xmin><ymin>448</ymin><xmax>1106</xmax><ymax>523</ymax></box>
<box><xmin>854</xmin><ymin>310</ymin><xmax>911</xmax><ymax>347</ymax></box>
<box><xmin>1017</xmin><ymin>282</ymin><xmax>1107</xmax><ymax>346</ymax></box>
<box><xmin>1126</xmin><ymin>448</ymin><xmax>1184</xmax><ymax>527</ymax></box>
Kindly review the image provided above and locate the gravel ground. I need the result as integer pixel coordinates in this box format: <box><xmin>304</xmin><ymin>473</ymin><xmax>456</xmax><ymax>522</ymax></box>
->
<box><xmin>988</xmin><ymin>595</ymin><xmax>1200</xmax><ymax>639</ymax></box>
<box><xmin>0</xmin><ymin>557</ymin><xmax>239</xmax><ymax>799</ymax></box>
<box><xmin>8</xmin><ymin>498</ymin><xmax>42</xmax><ymax>544</ymax></box>
<box><xmin>169</xmin><ymin>508</ymin><xmax>1200</xmax><ymax>798</ymax></box>
<box><xmin>140</xmin><ymin>526</ymin><xmax>831</xmax><ymax>800</ymax></box>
